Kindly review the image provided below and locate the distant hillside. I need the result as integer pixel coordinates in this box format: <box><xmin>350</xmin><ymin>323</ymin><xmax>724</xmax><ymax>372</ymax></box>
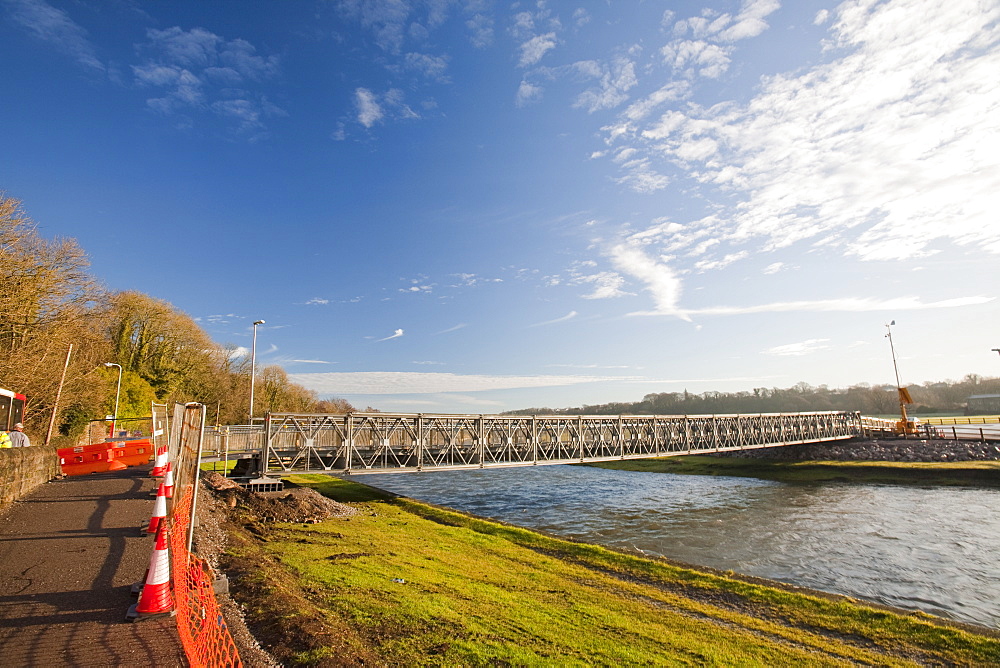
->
<box><xmin>503</xmin><ymin>376</ymin><xmax>1000</xmax><ymax>416</ymax></box>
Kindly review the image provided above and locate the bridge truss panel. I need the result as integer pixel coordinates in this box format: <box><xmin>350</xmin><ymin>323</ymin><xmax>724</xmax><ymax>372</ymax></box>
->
<box><xmin>236</xmin><ymin>411</ymin><xmax>861</xmax><ymax>475</ymax></box>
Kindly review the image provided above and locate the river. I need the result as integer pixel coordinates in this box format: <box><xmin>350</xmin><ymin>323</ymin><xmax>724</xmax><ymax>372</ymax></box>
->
<box><xmin>364</xmin><ymin>465</ymin><xmax>1000</xmax><ymax>629</ymax></box>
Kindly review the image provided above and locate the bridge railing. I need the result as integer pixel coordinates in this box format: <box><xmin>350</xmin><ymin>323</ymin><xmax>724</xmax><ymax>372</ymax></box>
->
<box><xmin>246</xmin><ymin>410</ymin><xmax>861</xmax><ymax>475</ymax></box>
<box><xmin>201</xmin><ymin>425</ymin><xmax>265</xmax><ymax>457</ymax></box>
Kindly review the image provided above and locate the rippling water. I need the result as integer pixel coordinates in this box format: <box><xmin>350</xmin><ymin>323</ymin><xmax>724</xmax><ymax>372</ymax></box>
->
<box><xmin>363</xmin><ymin>465</ymin><xmax>1000</xmax><ymax>629</ymax></box>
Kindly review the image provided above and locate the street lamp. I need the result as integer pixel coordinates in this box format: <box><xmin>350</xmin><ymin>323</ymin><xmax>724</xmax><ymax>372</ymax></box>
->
<box><xmin>249</xmin><ymin>320</ymin><xmax>265</xmax><ymax>423</ymax></box>
<box><xmin>103</xmin><ymin>362</ymin><xmax>122</xmax><ymax>437</ymax></box>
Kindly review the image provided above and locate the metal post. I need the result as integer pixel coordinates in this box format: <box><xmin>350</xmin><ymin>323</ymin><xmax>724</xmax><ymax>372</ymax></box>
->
<box><xmin>477</xmin><ymin>415</ymin><xmax>484</xmax><ymax>468</ymax></box>
<box><xmin>618</xmin><ymin>415</ymin><xmax>624</xmax><ymax>459</ymax></box>
<box><xmin>261</xmin><ymin>413</ymin><xmax>271</xmax><ymax>476</ymax></box>
<box><xmin>416</xmin><ymin>414</ymin><xmax>423</xmax><ymax>471</ymax></box>
<box><xmin>531</xmin><ymin>415</ymin><xmax>538</xmax><ymax>464</ymax></box>
<box><xmin>345</xmin><ymin>413</ymin><xmax>354</xmax><ymax>472</ymax></box>
<box><xmin>187</xmin><ymin>403</ymin><xmax>206</xmax><ymax>555</ymax></box>
<box><xmin>103</xmin><ymin>362</ymin><xmax>122</xmax><ymax>437</ymax></box>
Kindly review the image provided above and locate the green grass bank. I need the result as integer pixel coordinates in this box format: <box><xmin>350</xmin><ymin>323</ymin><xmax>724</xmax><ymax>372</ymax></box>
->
<box><xmin>584</xmin><ymin>456</ymin><xmax>1000</xmax><ymax>487</ymax></box>
<box><xmin>220</xmin><ymin>474</ymin><xmax>1000</xmax><ymax>666</ymax></box>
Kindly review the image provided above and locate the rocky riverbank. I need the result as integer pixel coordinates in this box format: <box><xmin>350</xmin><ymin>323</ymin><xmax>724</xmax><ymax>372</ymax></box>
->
<box><xmin>719</xmin><ymin>437</ymin><xmax>1000</xmax><ymax>462</ymax></box>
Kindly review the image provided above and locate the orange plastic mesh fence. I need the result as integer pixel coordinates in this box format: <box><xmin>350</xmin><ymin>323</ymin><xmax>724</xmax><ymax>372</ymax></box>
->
<box><xmin>170</xmin><ymin>487</ymin><xmax>243</xmax><ymax>667</ymax></box>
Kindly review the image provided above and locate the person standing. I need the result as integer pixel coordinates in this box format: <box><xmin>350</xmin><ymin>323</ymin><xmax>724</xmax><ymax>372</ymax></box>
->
<box><xmin>9</xmin><ymin>423</ymin><xmax>30</xmax><ymax>448</ymax></box>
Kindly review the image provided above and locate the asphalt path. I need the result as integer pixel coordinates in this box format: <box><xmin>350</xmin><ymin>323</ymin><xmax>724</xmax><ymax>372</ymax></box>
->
<box><xmin>0</xmin><ymin>465</ymin><xmax>186</xmax><ymax>667</ymax></box>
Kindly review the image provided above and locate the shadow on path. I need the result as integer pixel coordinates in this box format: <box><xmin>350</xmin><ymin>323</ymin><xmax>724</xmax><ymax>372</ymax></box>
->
<box><xmin>0</xmin><ymin>466</ymin><xmax>187</xmax><ymax>666</ymax></box>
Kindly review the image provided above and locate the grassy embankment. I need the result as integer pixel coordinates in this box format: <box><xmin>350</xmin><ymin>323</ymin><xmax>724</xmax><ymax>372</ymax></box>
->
<box><xmin>222</xmin><ymin>474</ymin><xmax>1000</xmax><ymax>666</ymax></box>
<box><xmin>585</xmin><ymin>456</ymin><xmax>1000</xmax><ymax>487</ymax></box>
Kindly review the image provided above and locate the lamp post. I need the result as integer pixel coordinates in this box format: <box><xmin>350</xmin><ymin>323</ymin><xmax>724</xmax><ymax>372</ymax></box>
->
<box><xmin>249</xmin><ymin>320</ymin><xmax>265</xmax><ymax>423</ymax></box>
<box><xmin>103</xmin><ymin>362</ymin><xmax>122</xmax><ymax>437</ymax></box>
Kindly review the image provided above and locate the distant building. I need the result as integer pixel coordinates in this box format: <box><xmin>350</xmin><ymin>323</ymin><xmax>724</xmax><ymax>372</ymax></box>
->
<box><xmin>965</xmin><ymin>394</ymin><xmax>1000</xmax><ymax>415</ymax></box>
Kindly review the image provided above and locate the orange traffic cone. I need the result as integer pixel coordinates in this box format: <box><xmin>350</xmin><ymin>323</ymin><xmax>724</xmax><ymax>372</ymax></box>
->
<box><xmin>162</xmin><ymin>462</ymin><xmax>174</xmax><ymax>498</ymax></box>
<box><xmin>151</xmin><ymin>445</ymin><xmax>168</xmax><ymax>477</ymax></box>
<box><xmin>127</xmin><ymin>522</ymin><xmax>174</xmax><ymax>621</ymax></box>
<box><xmin>147</xmin><ymin>482</ymin><xmax>168</xmax><ymax>534</ymax></box>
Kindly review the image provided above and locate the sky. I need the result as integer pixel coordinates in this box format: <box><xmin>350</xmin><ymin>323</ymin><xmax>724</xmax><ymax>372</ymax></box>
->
<box><xmin>2</xmin><ymin>0</ymin><xmax>998</xmax><ymax>414</ymax></box>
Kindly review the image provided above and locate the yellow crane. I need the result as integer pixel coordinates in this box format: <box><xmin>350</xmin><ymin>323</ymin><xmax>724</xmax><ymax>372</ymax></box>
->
<box><xmin>885</xmin><ymin>321</ymin><xmax>918</xmax><ymax>436</ymax></box>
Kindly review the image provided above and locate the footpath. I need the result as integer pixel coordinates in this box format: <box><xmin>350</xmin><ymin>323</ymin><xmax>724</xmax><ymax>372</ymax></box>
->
<box><xmin>0</xmin><ymin>465</ymin><xmax>187</xmax><ymax>667</ymax></box>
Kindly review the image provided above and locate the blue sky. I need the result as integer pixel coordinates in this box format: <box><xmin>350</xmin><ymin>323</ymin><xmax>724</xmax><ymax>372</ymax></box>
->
<box><xmin>2</xmin><ymin>0</ymin><xmax>998</xmax><ymax>413</ymax></box>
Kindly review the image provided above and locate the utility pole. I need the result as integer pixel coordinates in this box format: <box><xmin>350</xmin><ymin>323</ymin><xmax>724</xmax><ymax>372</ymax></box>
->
<box><xmin>44</xmin><ymin>343</ymin><xmax>73</xmax><ymax>448</ymax></box>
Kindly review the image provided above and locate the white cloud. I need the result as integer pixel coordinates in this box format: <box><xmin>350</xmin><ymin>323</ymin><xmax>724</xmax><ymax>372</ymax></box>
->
<box><xmin>466</xmin><ymin>12</ymin><xmax>494</xmax><ymax>48</ymax></box>
<box><xmin>529</xmin><ymin>311</ymin><xmax>578</xmax><ymax>327</ymax></box>
<box><xmin>353</xmin><ymin>87</ymin><xmax>419</xmax><ymax>128</ymax></box>
<box><xmin>132</xmin><ymin>26</ymin><xmax>282</xmax><ymax>134</ymax></box>
<box><xmin>603</xmin><ymin>0</ymin><xmax>1000</xmax><ymax>283</ymax></box>
<box><xmin>693</xmin><ymin>250</ymin><xmax>748</xmax><ymax>271</ymax></box>
<box><xmin>575</xmin><ymin>271</ymin><xmax>632</xmax><ymax>300</ymax></box>
<box><xmin>573</xmin><ymin>56</ymin><xmax>638</xmax><ymax>112</ymax></box>
<box><xmin>287</xmin><ymin>371</ymin><xmax>638</xmax><ymax>395</ymax></box>
<box><xmin>630</xmin><ymin>295</ymin><xmax>994</xmax><ymax>317</ymax></box>
<box><xmin>519</xmin><ymin>32</ymin><xmax>557</xmax><ymax>67</ymax></box>
<box><xmin>658</xmin><ymin>0</ymin><xmax>778</xmax><ymax>82</ymax></box>
<box><xmin>376</xmin><ymin>328</ymin><xmax>405</xmax><ymax>342</ymax></box>
<box><xmin>762</xmin><ymin>262</ymin><xmax>785</xmax><ymax>275</ymax></box>
<box><xmin>291</xmin><ymin>359</ymin><xmax>332</xmax><ymax>364</ymax></box>
<box><xmin>718</xmin><ymin>0</ymin><xmax>780</xmax><ymax>42</ymax></box>
<box><xmin>4</xmin><ymin>0</ymin><xmax>103</xmax><ymax>71</ymax></box>
<box><xmin>608</xmin><ymin>244</ymin><xmax>687</xmax><ymax>318</ymax></box>
<box><xmin>405</xmin><ymin>52</ymin><xmax>450</xmax><ymax>82</ymax></box>
<box><xmin>337</xmin><ymin>0</ymin><xmax>412</xmax><ymax>54</ymax></box>
<box><xmin>516</xmin><ymin>79</ymin><xmax>544</xmax><ymax>106</ymax></box>
<box><xmin>436</xmin><ymin>323</ymin><xmax>467</xmax><ymax>334</ymax></box>
<box><xmin>547</xmin><ymin>363</ymin><xmax>637</xmax><ymax>370</ymax></box>
<box><xmin>661</xmin><ymin>40</ymin><xmax>731</xmax><ymax>79</ymax></box>
<box><xmin>355</xmin><ymin>87</ymin><xmax>383</xmax><ymax>127</ymax></box>
<box><xmin>763</xmin><ymin>338</ymin><xmax>831</xmax><ymax>357</ymax></box>
<box><xmin>305</xmin><ymin>298</ymin><xmax>330</xmax><ymax>305</ymax></box>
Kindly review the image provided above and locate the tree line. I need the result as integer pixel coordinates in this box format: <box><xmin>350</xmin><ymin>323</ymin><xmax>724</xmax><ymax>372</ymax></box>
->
<box><xmin>0</xmin><ymin>194</ymin><xmax>358</xmax><ymax>445</ymax></box>
<box><xmin>505</xmin><ymin>375</ymin><xmax>1000</xmax><ymax>418</ymax></box>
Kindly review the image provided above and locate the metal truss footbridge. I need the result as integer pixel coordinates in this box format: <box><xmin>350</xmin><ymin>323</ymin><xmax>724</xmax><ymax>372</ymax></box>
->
<box><xmin>202</xmin><ymin>410</ymin><xmax>862</xmax><ymax>476</ymax></box>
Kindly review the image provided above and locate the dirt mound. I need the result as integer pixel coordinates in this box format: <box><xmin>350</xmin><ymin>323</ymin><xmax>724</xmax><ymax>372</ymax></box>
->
<box><xmin>202</xmin><ymin>472</ymin><xmax>358</xmax><ymax>524</ymax></box>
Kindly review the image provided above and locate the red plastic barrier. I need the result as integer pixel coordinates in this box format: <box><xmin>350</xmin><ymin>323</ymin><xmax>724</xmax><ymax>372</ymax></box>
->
<box><xmin>111</xmin><ymin>439</ymin><xmax>156</xmax><ymax>467</ymax></box>
<box><xmin>58</xmin><ymin>439</ymin><xmax>154</xmax><ymax>476</ymax></box>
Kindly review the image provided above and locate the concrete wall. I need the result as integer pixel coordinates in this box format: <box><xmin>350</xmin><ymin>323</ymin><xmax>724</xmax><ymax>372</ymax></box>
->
<box><xmin>0</xmin><ymin>447</ymin><xmax>60</xmax><ymax>507</ymax></box>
